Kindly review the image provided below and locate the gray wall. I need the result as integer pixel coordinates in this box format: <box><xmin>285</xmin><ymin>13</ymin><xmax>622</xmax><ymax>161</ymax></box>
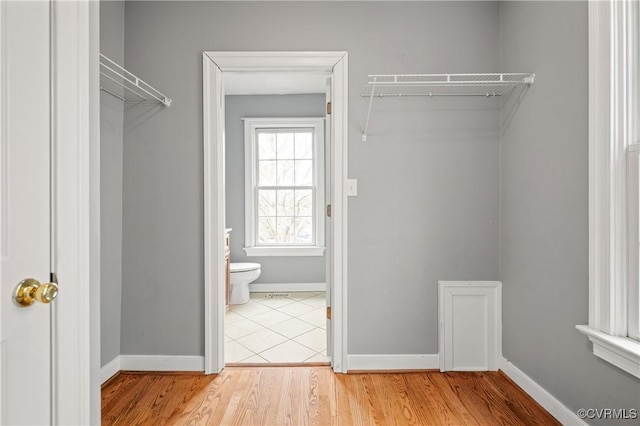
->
<box><xmin>499</xmin><ymin>1</ymin><xmax>639</xmax><ymax>424</ymax></box>
<box><xmin>225</xmin><ymin>94</ymin><xmax>326</xmax><ymax>285</ymax></box>
<box><xmin>120</xmin><ymin>1</ymin><xmax>500</xmax><ymax>356</ymax></box>
<box><xmin>99</xmin><ymin>0</ymin><xmax>124</xmax><ymax>367</ymax></box>
<box><xmin>103</xmin><ymin>2</ymin><xmax>640</xmax><ymax>418</ymax></box>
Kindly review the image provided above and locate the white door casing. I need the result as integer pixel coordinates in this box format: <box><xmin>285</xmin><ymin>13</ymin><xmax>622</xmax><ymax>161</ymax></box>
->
<box><xmin>203</xmin><ymin>58</ymin><xmax>225</xmax><ymax>373</ymax></box>
<box><xmin>0</xmin><ymin>1</ymin><xmax>98</xmax><ymax>424</ymax></box>
<box><xmin>0</xmin><ymin>2</ymin><xmax>52</xmax><ymax>423</ymax></box>
<box><xmin>203</xmin><ymin>52</ymin><xmax>349</xmax><ymax>374</ymax></box>
<box><xmin>51</xmin><ymin>1</ymin><xmax>100</xmax><ymax>423</ymax></box>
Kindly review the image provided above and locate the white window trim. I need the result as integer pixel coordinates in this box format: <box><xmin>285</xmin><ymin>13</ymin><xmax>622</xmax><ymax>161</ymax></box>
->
<box><xmin>577</xmin><ymin>0</ymin><xmax>640</xmax><ymax>379</ymax></box>
<box><xmin>628</xmin><ymin>144</ymin><xmax>640</xmax><ymax>341</ymax></box>
<box><xmin>243</xmin><ymin>117</ymin><xmax>326</xmax><ymax>257</ymax></box>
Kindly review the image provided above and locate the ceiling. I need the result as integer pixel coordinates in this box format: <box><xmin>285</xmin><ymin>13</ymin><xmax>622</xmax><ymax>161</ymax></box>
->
<box><xmin>224</xmin><ymin>71</ymin><xmax>329</xmax><ymax>96</ymax></box>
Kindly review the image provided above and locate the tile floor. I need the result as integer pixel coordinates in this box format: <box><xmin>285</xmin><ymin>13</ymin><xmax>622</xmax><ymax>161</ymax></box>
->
<box><xmin>225</xmin><ymin>291</ymin><xmax>330</xmax><ymax>364</ymax></box>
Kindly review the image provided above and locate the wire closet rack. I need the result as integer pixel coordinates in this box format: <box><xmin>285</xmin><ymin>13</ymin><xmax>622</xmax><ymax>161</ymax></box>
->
<box><xmin>99</xmin><ymin>54</ymin><xmax>172</xmax><ymax>107</ymax></box>
<box><xmin>361</xmin><ymin>73</ymin><xmax>535</xmax><ymax>141</ymax></box>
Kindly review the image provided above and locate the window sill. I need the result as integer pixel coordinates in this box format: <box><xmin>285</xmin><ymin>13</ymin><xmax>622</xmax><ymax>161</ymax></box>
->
<box><xmin>244</xmin><ymin>246</ymin><xmax>326</xmax><ymax>257</ymax></box>
<box><xmin>576</xmin><ymin>325</ymin><xmax>640</xmax><ymax>378</ymax></box>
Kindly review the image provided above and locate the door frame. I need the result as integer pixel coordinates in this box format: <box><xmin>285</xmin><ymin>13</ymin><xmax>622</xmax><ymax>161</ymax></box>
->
<box><xmin>51</xmin><ymin>0</ymin><xmax>99</xmax><ymax>423</ymax></box>
<box><xmin>202</xmin><ymin>51</ymin><xmax>349</xmax><ymax>374</ymax></box>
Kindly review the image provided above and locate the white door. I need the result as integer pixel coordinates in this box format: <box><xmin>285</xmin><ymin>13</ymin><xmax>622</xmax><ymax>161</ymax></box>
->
<box><xmin>0</xmin><ymin>1</ymin><xmax>55</xmax><ymax>424</ymax></box>
<box><xmin>325</xmin><ymin>77</ymin><xmax>333</xmax><ymax>358</ymax></box>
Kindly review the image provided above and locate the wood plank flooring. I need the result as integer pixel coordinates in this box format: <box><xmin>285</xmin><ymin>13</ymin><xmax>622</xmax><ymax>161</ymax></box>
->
<box><xmin>101</xmin><ymin>367</ymin><xmax>560</xmax><ymax>425</ymax></box>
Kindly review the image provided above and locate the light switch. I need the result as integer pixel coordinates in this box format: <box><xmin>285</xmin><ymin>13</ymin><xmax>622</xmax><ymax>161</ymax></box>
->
<box><xmin>347</xmin><ymin>179</ymin><xmax>358</xmax><ymax>196</ymax></box>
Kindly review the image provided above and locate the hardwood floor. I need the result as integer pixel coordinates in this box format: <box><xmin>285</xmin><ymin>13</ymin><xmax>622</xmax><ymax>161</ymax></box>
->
<box><xmin>102</xmin><ymin>367</ymin><xmax>560</xmax><ymax>425</ymax></box>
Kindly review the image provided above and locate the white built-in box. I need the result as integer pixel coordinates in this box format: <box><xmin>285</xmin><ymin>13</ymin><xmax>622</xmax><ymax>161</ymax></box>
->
<box><xmin>438</xmin><ymin>281</ymin><xmax>502</xmax><ymax>372</ymax></box>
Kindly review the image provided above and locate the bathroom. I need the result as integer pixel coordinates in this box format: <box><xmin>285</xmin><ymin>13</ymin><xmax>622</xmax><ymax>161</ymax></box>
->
<box><xmin>223</xmin><ymin>72</ymin><xmax>330</xmax><ymax>364</ymax></box>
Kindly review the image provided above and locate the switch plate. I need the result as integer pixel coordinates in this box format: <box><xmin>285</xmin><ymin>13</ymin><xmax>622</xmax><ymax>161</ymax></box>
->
<box><xmin>347</xmin><ymin>179</ymin><xmax>358</xmax><ymax>196</ymax></box>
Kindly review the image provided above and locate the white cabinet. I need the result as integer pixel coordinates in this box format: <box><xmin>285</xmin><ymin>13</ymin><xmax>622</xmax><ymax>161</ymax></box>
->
<box><xmin>438</xmin><ymin>281</ymin><xmax>502</xmax><ymax>371</ymax></box>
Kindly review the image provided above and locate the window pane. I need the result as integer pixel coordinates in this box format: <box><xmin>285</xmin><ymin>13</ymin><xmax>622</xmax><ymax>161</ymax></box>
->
<box><xmin>276</xmin><ymin>217</ymin><xmax>295</xmax><ymax>242</ymax></box>
<box><xmin>295</xmin><ymin>160</ymin><xmax>313</xmax><ymax>186</ymax></box>
<box><xmin>295</xmin><ymin>132</ymin><xmax>313</xmax><ymax>159</ymax></box>
<box><xmin>294</xmin><ymin>217</ymin><xmax>313</xmax><ymax>244</ymax></box>
<box><xmin>277</xmin><ymin>160</ymin><xmax>295</xmax><ymax>186</ymax></box>
<box><xmin>276</xmin><ymin>190</ymin><xmax>295</xmax><ymax>216</ymax></box>
<box><xmin>258</xmin><ymin>131</ymin><xmax>276</xmax><ymax>160</ymax></box>
<box><xmin>258</xmin><ymin>189</ymin><xmax>276</xmax><ymax>217</ymax></box>
<box><xmin>295</xmin><ymin>190</ymin><xmax>313</xmax><ymax>216</ymax></box>
<box><xmin>258</xmin><ymin>217</ymin><xmax>276</xmax><ymax>244</ymax></box>
<box><xmin>276</xmin><ymin>132</ymin><xmax>295</xmax><ymax>159</ymax></box>
<box><xmin>258</xmin><ymin>160</ymin><xmax>276</xmax><ymax>186</ymax></box>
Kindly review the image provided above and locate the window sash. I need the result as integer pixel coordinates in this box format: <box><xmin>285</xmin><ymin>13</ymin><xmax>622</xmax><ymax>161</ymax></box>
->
<box><xmin>254</xmin><ymin>186</ymin><xmax>317</xmax><ymax>247</ymax></box>
<box><xmin>254</xmin><ymin>127</ymin><xmax>317</xmax><ymax>247</ymax></box>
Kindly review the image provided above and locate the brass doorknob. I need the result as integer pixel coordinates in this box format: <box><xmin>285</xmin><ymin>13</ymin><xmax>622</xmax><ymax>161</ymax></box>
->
<box><xmin>14</xmin><ymin>278</ymin><xmax>58</xmax><ymax>307</ymax></box>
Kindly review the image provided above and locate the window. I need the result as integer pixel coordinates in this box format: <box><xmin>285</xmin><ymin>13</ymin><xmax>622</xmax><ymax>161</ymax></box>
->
<box><xmin>576</xmin><ymin>0</ymin><xmax>640</xmax><ymax>378</ymax></box>
<box><xmin>243</xmin><ymin>117</ymin><xmax>325</xmax><ymax>257</ymax></box>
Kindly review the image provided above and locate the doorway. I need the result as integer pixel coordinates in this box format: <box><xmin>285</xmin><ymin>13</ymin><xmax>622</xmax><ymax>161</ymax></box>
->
<box><xmin>223</xmin><ymin>88</ymin><xmax>329</xmax><ymax>364</ymax></box>
<box><xmin>202</xmin><ymin>52</ymin><xmax>348</xmax><ymax>374</ymax></box>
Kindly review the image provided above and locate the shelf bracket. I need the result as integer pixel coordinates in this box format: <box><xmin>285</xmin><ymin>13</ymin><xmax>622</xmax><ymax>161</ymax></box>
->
<box><xmin>99</xmin><ymin>54</ymin><xmax>172</xmax><ymax>107</ymax></box>
<box><xmin>362</xmin><ymin>76</ymin><xmax>377</xmax><ymax>142</ymax></box>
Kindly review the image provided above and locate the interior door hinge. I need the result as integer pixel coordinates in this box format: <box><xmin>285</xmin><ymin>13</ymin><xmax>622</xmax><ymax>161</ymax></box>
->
<box><xmin>326</xmin><ymin>102</ymin><xmax>332</xmax><ymax>115</ymax></box>
<box><xmin>326</xmin><ymin>306</ymin><xmax>332</xmax><ymax>320</ymax></box>
<box><xmin>326</xmin><ymin>204</ymin><xmax>332</xmax><ymax>217</ymax></box>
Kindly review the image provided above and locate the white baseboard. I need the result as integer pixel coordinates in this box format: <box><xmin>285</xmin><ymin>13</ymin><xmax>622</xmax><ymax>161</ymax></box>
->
<box><xmin>101</xmin><ymin>355</ymin><xmax>205</xmax><ymax>384</ymax></box>
<box><xmin>101</xmin><ymin>355</ymin><xmax>121</xmax><ymax>384</ymax></box>
<box><xmin>249</xmin><ymin>282</ymin><xmax>326</xmax><ymax>293</ymax></box>
<box><xmin>347</xmin><ymin>354</ymin><xmax>439</xmax><ymax>371</ymax></box>
<box><xmin>500</xmin><ymin>357</ymin><xmax>586</xmax><ymax>425</ymax></box>
<box><xmin>119</xmin><ymin>355</ymin><xmax>204</xmax><ymax>372</ymax></box>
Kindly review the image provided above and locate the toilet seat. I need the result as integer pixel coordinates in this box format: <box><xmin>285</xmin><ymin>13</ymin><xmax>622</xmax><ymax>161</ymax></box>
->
<box><xmin>230</xmin><ymin>262</ymin><xmax>261</xmax><ymax>273</ymax></box>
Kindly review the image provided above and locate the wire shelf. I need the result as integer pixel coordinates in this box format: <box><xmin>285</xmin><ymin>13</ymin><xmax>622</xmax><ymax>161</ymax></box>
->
<box><xmin>361</xmin><ymin>73</ymin><xmax>534</xmax><ymax>98</ymax></box>
<box><xmin>361</xmin><ymin>73</ymin><xmax>534</xmax><ymax>140</ymax></box>
<box><xmin>99</xmin><ymin>54</ymin><xmax>172</xmax><ymax>107</ymax></box>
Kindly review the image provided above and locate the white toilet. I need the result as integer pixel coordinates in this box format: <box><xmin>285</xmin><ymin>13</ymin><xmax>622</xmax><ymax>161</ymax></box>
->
<box><xmin>229</xmin><ymin>262</ymin><xmax>261</xmax><ymax>305</ymax></box>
